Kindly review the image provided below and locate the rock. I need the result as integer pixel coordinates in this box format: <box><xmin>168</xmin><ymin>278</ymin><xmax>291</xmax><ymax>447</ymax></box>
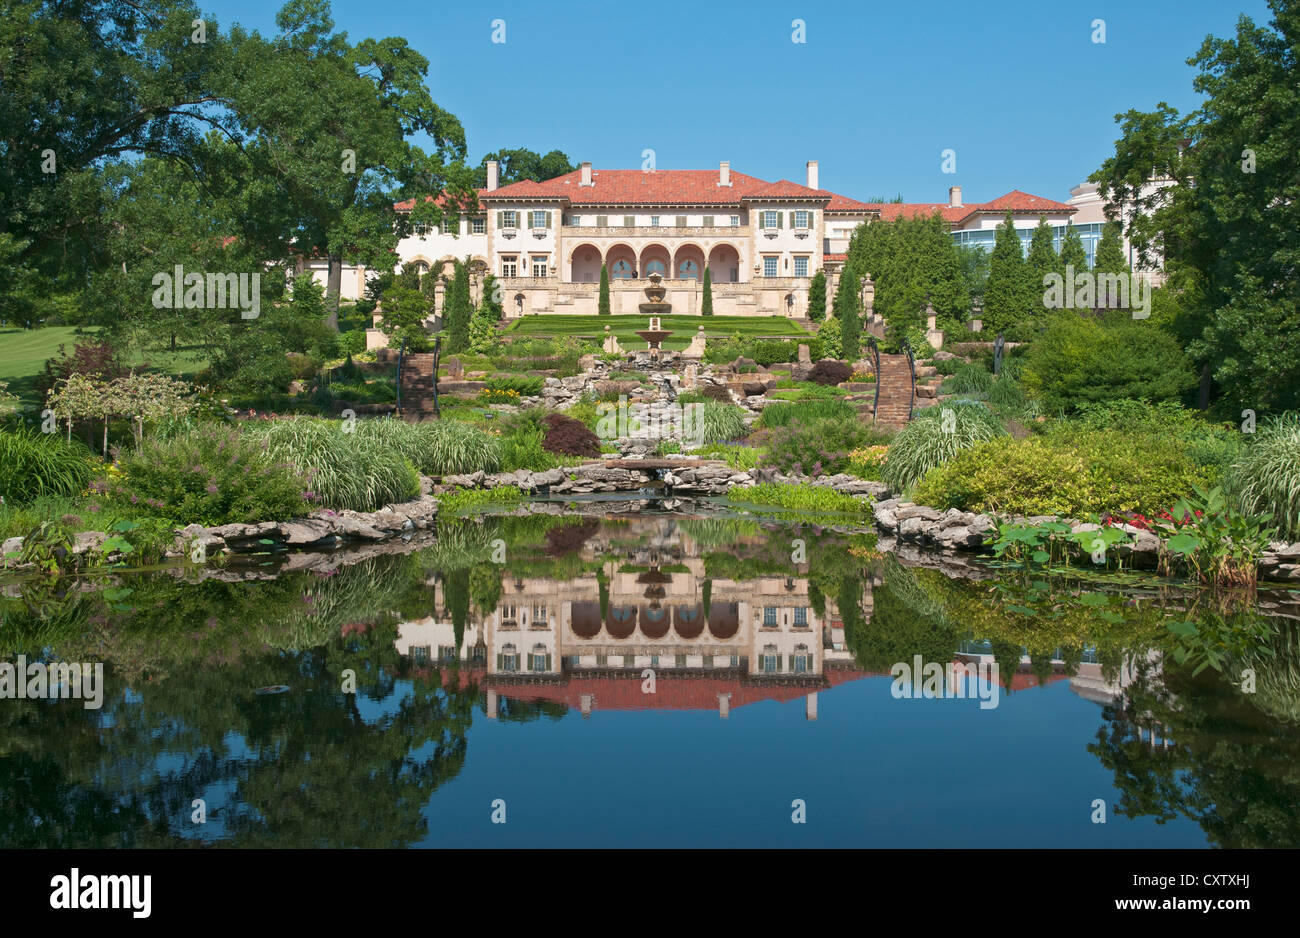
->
<box><xmin>72</xmin><ymin>531</ymin><xmax>107</xmax><ymax>555</ymax></box>
<box><xmin>895</xmin><ymin>504</ymin><xmax>943</xmax><ymax>522</ymax></box>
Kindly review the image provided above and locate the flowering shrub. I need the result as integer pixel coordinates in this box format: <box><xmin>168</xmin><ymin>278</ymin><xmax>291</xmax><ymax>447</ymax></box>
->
<box><xmin>116</xmin><ymin>425</ymin><xmax>308</xmax><ymax>525</ymax></box>
<box><xmin>765</xmin><ymin>417</ymin><xmax>881</xmax><ymax>477</ymax></box>
<box><xmin>847</xmin><ymin>445</ymin><xmax>889</xmax><ymax>480</ymax></box>
<box><xmin>479</xmin><ymin>387</ymin><xmax>521</xmax><ymax>403</ymax></box>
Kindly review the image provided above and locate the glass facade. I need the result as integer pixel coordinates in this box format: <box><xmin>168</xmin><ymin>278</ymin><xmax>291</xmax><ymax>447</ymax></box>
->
<box><xmin>951</xmin><ymin>223</ymin><xmax>1104</xmax><ymax>269</ymax></box>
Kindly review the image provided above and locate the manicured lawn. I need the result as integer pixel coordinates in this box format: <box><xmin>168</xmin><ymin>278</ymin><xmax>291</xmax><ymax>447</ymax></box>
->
<box><xmin>0</xmin><ymin>326</ymin><xmax>210</xmax><ymax>405</ymax></box>
<box><xmin>504</xmin><ymin>314</ymin><xmax>811</xmax><ymax>350</ymax></box>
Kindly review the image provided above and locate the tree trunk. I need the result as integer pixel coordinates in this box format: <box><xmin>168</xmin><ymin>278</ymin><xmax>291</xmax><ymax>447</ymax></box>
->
<box><xmin>102</xmin><ymin>418</ymin><xmax>109</xmax><ymax>458</ymax></box>
<box><xmin>326</xmin><ymin>254</ymin><xmax>343</xmax><ymax>331</ymax></box>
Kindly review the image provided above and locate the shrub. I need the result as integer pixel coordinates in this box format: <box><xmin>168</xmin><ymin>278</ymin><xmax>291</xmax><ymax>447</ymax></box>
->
<box><xmin>758</xmin><ymin>398</ymin><xmax>856</xmax><ymax>429</ymax></box>
<box><xmin>931</xmin><ymin>357</ymin><xmax>962</xmax><ymax>376</ymax></box>
<box><xmin>695</xmin><ymin>443</ymin><xmax>761</xmax><ymax>471</ymax></box>
<box><xmin>116</xmin><ymin>425</ymin><xmax>307</xmax><ymax>525</ymax></box>
<box><xmin>701</xmin><ymin>384</ymin><xmax>732</xmax><ymax>403</ymax></box>
<box><xmin>684</xmin><ymin>402</ymin><xmax>748</xmax><ymax>446</ymax></box>
<box><xmin>0</xmin><ymin>430</ymin><xmax>94</xmax><ymax>503</ymax></box>
<box><xmin>541</xmin><ymin>413</ymin><xmax>602</xmax><ymax>457</ymax></box>
<box><xmin>882</xmin><ymin>402</ymin><xmax>1007</xmax><ymax>493</ymax></box>
<box><xmin>847</xmin><ymin>445</ymin><xmax>890</xmax><ymax>480</ymax></box>
<box><xmin>1066</xmin><ymin>399</ymin><xmax>1241</xmax><ymax>480</ymax></box>
<box><xmin>986</xmin><ymin>374</ymin><xmax>1035</xmax><ymax>418</ymax></box>
<box><xmin>500</xmin><ymin>427</ymin><xmax>568</xmax><ymax>472</ymax></box>
<box><xmin>940</xmin><ymin>362</ymin><xmax>993</xmax><ymax>395</ymax></box>
<box><xmin>808</xmin><ymin>360</ymin><xmax>852</xmax><ymax>386</ymax></box>
<box><xmin>912</xmin><ymin>428</ymin><xmax>1212</xmax><ymax>518</ymax></box>
<box><xmin>1021</xmin><ymin>314</ymin><xmax>1194</xmax><ymax>411</ymax></box>
<box><xmin>35</xmin><ymin>338</ymin><xmax>129</xmax><ymax>402</ymax></box>
<box><xmin>397</xmin><ymin>418</ymin><xmax>502</xmax><ymax>475</ymax></box>
<box><xmin>1228</xmin><ymin>411</ymin><xmax>1300</xmax><ymax>540</ymax></box>
<box><xmin>816</xmin><ymin>315</ymin><xmax>842</xmax><ymax>359</ymax></box>
<box><xmin>729</xmin><ymin>482</ymin><xmax>872</xmax><ymax>515</ymax></box>
<box><xmin>485</xmin><ymin>374</ymin><xmax>544</xmax><ymax>396</ymax></box>
<box><xmin>252</xmin><ymin>418</ymin><xmax>420</xmax><ymax>511</ymax></box>
<box><xmin>765</xmin><ymin>416</ymin><xmax>881</xmax><ymax>476</ymax></box>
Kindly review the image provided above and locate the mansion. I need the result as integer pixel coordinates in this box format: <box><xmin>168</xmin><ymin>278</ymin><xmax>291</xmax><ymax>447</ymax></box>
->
<box><xmin>308</xmin><ymin>158</ymin><xmax>1090</xmax><ymax>325</ymax></box>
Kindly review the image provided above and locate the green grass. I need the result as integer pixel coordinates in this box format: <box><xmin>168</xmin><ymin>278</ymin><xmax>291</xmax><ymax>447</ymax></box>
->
<box><xmin>504</xmin><ymin>314</ymin><xmax>812</xmax><ymax>351</ymax></box>
<box><xmin>725</xmin><ymin>482</ymin><xmax>873</xmax><ymax>516</ymax></box>
<box><xmin>0</xmin><ymin>326</ymin><xmax>210</xmax><ymax>406</ymax></box>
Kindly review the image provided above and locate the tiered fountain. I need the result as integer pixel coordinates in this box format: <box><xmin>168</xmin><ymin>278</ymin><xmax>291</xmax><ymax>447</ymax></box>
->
<box><xmin>635</xmin><ymin>273</ymin><xmax>673</xmax><ymax>361</ymax></box>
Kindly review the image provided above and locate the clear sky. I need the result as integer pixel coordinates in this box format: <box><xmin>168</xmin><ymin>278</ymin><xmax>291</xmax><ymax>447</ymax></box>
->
<box><xmin>207</xmin><ymin>0</ymin><xmax>1274</xmax><ymax>203</ymax></box>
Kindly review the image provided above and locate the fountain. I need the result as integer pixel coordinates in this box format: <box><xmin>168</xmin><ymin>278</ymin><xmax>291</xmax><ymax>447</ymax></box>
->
<box><xmin>638</xmin><ymin>271</ymin><xmax>672</xmax><ymax>316</ymax></box>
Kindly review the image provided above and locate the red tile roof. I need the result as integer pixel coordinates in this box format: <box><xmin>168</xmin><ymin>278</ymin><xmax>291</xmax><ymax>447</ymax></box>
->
<box><xmin>393</xmin><ymin>188</ymin><xmax>488</xmax><ymax>212</ymax></box>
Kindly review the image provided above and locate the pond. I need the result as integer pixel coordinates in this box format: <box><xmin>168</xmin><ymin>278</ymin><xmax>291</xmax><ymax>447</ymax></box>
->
<box><xmin>1</xmin><ymin>505</ymin><xmax>1297</xmax><ymax>848</ymax></box>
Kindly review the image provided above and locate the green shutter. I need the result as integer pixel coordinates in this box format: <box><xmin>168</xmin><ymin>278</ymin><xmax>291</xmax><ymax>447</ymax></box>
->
<box><xmin>545</xmin><ymin>654</ymin><xmax>552</xmax><ymax>672</ymax></box>
<box><xmin>496</xmin><ymin>211</ymin><xmax>503</xmax><ymax>229</ymax></box>
<box><xmin>777</xmin><ymin>212</ymin><xmax>784</xmax><ymax>229</ymax></box>
<box><xmin>789</xmin><ymin>211</ymin><xmax>796</xmax><ymax>228</ymax></box>
<box><xmin>496</xmin><ymin>653</ymin><xmax>503</xmax><ymax>670</ymax></box>
<box><xmin>757</xmin><ymin>212</ymin><xmax>765</xmax><ymax>230</ymax></box>
<box><xmin>545</xmin><ymin>211</ymin><xmax>552</xmax><ymax>229</ymax></box>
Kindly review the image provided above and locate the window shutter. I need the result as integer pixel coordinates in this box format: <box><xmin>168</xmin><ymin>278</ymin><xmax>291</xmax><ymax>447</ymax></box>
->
<box><xmin>545</xmin><ymin>212</ymin><xmax>552</xmax><ymax>229</ymax></box>
<box><xmin>545</xmin><ymin>654</ymin><xmax>552</xmax><ymax>672</ymax></box>
<box><xmin>496</xmin><ymin>211</ymin><xmax>503</xmax><ymax>229</ymax></box>
<box><xmin>786</xmin><ymin>654</ymin><xmax>792</xmax><ymax>671</ymax></box>
<box><xmin>789</xmin><ymin>211</ymin><xmax>796</xmax><ymax>228</ymax></box>
<box><xmin>757</xmin><ymin>213</ymin><xmax>765</xmax><ymax>230</ymax></box>
<box><xmin>703</xmin><ymin>215</ymin><xmax>714</xmax><ymax>227</ymax></box>
<box><xmin>496</xmin><ymin>653</ymin><xmax>503</xmax><ymax>670</ymax></box>
<box><xmin>624</xmin><ymin>215</ymin><xmax>634</xmax><ymax>227</ymax></box>
<box><xmin>777</xmin><ymin>212</ymin><xmax>784</xmax><ymax>229</ymax></box>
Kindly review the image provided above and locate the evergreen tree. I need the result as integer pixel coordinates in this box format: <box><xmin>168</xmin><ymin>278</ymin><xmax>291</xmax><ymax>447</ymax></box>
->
<box><xmin>444</xmin><ymin>259</ymin><xmax>473</xmax><ymax>352</ymax></box>
<box><xmin>1058</xmin><ymin>225</ymin><xmax>1089</xmax><ymax>275</ymax></box>
<box><xmin>834</xmin><ymin>266</ymin><xmax>861</xmax><ymax>359</ymax></box>
<box><xmin>480</xmin><ymin>273</ymin><xmax>504</xmax><ymax>320</ymax></box>
<box><xmin>597</xmin><ymin>263</ymin><xmax>611</xmax><ymax>315</ymax></box>
<box><xmin>807</xmin><ymin>269</ymin><xmax>826</xmax><ymax>321</ymax></box>
<box><xmin>1094</xmin><ymin>222</ymin><xmax>1128</xmax><ymax>274</ymax></box>
<box><xmin>983</xmin><ymin>211</ymin><xmax>1031</xmax><ymax>334</ymax></box>
<box><xmin>1025</xmin><ymin>216</ymin><xmax>1058</xmax><ymax>299</ymax></box>
<box><xmin>701</xmin><ymin>266</ymin><xmax>713</xmax><ymax>316</ymax></box>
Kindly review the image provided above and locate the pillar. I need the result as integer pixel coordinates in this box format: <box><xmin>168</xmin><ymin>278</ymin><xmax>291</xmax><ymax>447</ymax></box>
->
<box><xmin>718</xmin><ymin>693</ymin><xmax>731</xmax><ymax>720</ymax></box>
<box><xmin>486</xmin><ymin>690</ymin><xmax>498</xmax><ymax>720</ymax></box>
<box><xmin>806</xmin><ymin>692</ymin><xmax>818</xmax><ymax>721</ymax></box>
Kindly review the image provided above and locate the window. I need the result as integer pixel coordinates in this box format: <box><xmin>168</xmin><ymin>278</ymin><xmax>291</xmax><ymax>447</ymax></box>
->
<box><xmin>530</xmin><ymin>210</ymin><xmax>549</xmax><ymax>230</ymax></box>
<box><xmin>793</xmin><ymin>256</ymin><xmax>809</xmax><ymax>278</ymax></box>
<box><xmin>731</xmin><ymin>215</ymin><xmax>740</xmax><ymax>227</ymax></box>
<box><xmin>760</xmin><ymin>644</ymin><xmax>780</xmax><ymax>673</ymax></box>
<box><xmin>500</xmin><ymin>210</ymin><xmax>518</xmax><ymax>229</ymax></box>
<box><xmin>501</xmin><ymin>256</ymin><xmax>518</xmax><ymax>277</ymax></box>
<box><xmin>569</xmin><ymin>215</ymin><xmax>581</xmax><ymax>226</ymax></box>
<box><xmin>703</xmin><ymin>215</ymin><xmax>714</xmax><ymax>227</ymax></box>
<box><xmin>763</xmin><ymin>256</ymin><xmax>779</xmax><ymax>278</ymax></box>
<box><xmin>438</xmin><ymin>644</ymin><xmax>457</xmax><ymax>662</ymax></box>
<box><xmin>596</xmin><ymin>215</ymin><xmax>608</xmax><ymax>227</ymax></box>
<box><xmin>794</xmin><ymin>210</ymin><xmax>811</xmax><ymax>229</ymax></box>
<box><xmin>644</xmin><ymin>259</ymin><xmax>666</xmax><ymax>277</ymax></box>
<box><xmin>763</xmin><ymin>606</ymin><xmax>778</xmax><ymax>627</ymax></box>
<box><xmin>650</xmin><ymin>654</ymin><xmax>659</xmax><ymax>668</ymax></box>
<box><xmin>678</xmin><ymin>259</ymin><xmax>699</xmax><ymax>280</ymax></box>
<box><xmin>675</xmin><ymin>215</ymin><xmax>687</xmax><ymax>227</ymax></box>
<box><xmin>530</xmin><ymin>645</ymin><xmax>549</xmax><ymax>672</ymax></box>
<box><xmin>623</xmin><ymin>215</ymin><xmax>635</xmax><ymax>227</ymax></box>
<box><xmin>471</xmin><ymin>217</ymin><xmax>486</xmax><ymax>234</ymax></box>
<box><xmin>650</xmin><ymin>215</ymin><xmax>660</xmax><ymax>227</ymax></box>
<box><xmin>794</xmin><ymin>606</ymin><xmax>808</xmax><ymax>627</ymax></box>
<box><xmin>413</xmin><ymin>222</ymin><xmax>430</xmax><ymax>237</ymax></box>
<box><xmin>532</xmin><ymin>604</ymin><xmax>549</xmax><ymax>625</ymax></box>
<box><xmin>499</xmin><ymin>643</ymin><xmax>518</xmax><ymax>672</ymax></box>
<box><xmin>762</xmin><ymin>210</ymin><xmax>780</xmax><ymax>229</ymax></box>
<box><xmin>411</xmin><ymin>645</ymin><xmax>430</xmax><ymax>665</ymax></box>
<box><xmin>793</xmin><ymin>644</ymin><xmax>810</xmax><ymax>673</ymax></box>
<box><xmin>611</xmin><ymin>259</ymin><xmax>633</xmax><ymax>279</ymax></box>
<box><xmin>441</xmin><ymin>217</ymin><xmax>455</xmax><ymax>234</ymax></box>
<box><xmin>532</xmin><ymin>256</ymin><xmax>548</xmax><ymax>278</ymax></box>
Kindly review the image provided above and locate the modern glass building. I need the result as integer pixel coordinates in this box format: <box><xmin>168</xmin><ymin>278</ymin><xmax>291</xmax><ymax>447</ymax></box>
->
<box><xmin>951</xmin><ymin>223</ymin><xmax>1105</xmax><ymax>268</ymax></box>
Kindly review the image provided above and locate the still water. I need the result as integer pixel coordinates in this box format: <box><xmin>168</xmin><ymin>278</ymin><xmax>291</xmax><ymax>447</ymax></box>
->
<box><xmin>2</xmin><ymin>509</ymin><xmax>1297</xmax><ymax>848</ymax></box>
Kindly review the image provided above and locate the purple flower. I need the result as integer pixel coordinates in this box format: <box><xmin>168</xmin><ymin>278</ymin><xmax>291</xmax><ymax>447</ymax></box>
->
<box><xmin>205</xmin><ymin>484</ymin><xmax>219</xmax><ymax>494</ymax></box>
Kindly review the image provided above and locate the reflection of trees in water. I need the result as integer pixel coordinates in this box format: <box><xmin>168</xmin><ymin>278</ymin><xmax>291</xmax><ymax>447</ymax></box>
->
<box><xmin>496</xmin><ymin>696</ymin><xmax>568</xmax><ymax>723</ymax></box>
<box><xmin>0</xmin><ymin>563</ymin><xmax>479</xmax><ymax>847</ymax></box>
<box><xmin>1090</xmin><ymin>650</ymin><xmax>1300</xmax><ymax>848</ymax></box>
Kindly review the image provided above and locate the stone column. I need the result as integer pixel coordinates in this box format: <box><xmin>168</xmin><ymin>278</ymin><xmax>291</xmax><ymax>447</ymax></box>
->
<box><xmin>718</xmin><ymin>693</ymin><xmax>731</xmax><ymax>720</ymax></box>
<box><xmin>486</xmin><ymin>690</ymin><xmax>498</xmax><ymax>720</ymax></box>
<box><xmin>805</xmin><ymin>692</ymin><xmax>818</xmax><ymax>721</ymax></box>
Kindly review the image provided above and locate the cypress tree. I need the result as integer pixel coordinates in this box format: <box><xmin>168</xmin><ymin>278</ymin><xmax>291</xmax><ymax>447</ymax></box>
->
<box><xmin>701</xmin><ymin>266</ymin><xmax>713</xmax><ymax>316</ymax></box>
<box><xmin>983</xmin><ymin>210</ymin><xmax>1030</xmax><ymax>334</ymax></box>
<box><xmin>445</xmin><ymin>259</ymin><xmax>473</xmax><ymax>352</ymax></box>
<box><xmin>1025</xmin><ymin>215</ymin><xmax>1058</xmax><ymax>320</ymax></box>
<box><xmin>834</xmin><ymin>266</ymin><xmax>861</xmax><ymax>359</ymax></box>
<box><xmin>1094</xmin><ymin>221</ymin><xmax>1128</xmax><ymax>274</ymax></box>
<box><xmin>1058</xmin><ymin>224</ymin><xmax>1089</xmax><ymax>275</ymax></box>
<box><xmin>597</xmin><ymin>262</ymin><xmax>611</xmax><ymax>315</ymax></box>
<box><xmin>807</xmin><ymin>269</ymin><xmax>826</xmax><ymax>321</ymax></box>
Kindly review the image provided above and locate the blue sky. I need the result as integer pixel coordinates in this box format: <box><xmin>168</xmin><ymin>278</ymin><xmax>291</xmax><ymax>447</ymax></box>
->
<box><xmin>209</xmin><ymin>0</ymin><xmax>1274</xmax><ymax>203</ymax></box>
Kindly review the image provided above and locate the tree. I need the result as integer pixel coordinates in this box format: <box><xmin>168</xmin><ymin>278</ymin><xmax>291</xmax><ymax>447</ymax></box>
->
<box><xmin>220</xmin><ymin>0</ymin><xmax>473</xmax><ymax>326</ymax></box>
<box><xmin>1058</xmin><ymin>225</ymin><xmax>1089</xmax><ymax>276</ymax></box>
<box><xmin>954</xmin><ymin>243</ymin><xmax>989</xmax><ymax>305</ymax></box>
<box><xmin>807</xmin><ymin>269</ymin><xmax>826</xmax><ymax>321</ymax></box>
<box><xmin>597</xmin><ymin>263</ymin><xmax>611</xmax><ymax>315</ymax></box>
<box><xmin>701</xmin><ymin>267</ymin><xmax>713</xmax><ymax>316</ymax></box>
<box><xmin>1025</xmin><ymin>215</ymin><xmax>1059</xmax><ymax>305</ymax></box>
<box><xmin>834</xmin><ymin>266</ymin><xmax>861</xmax><ymax>360</ymax></box>
<box><xmin>443</xmin><ymin>259</ymin><xmax>472</xmax><ymax>352</ymax></box>
<box><xmin>473</xmin><ymin>148</ymin><xmax>575</xmax><ymax>187</ymax></box>
<box><xmin>983</xmin><ymin>211</ymin><xmax>1032</xmax><ymax>335</ymax></box>
<box><xmin>846</xmin><ymin>213</ymin><xmax>968</xmax><ymax>337</ymax></box>
<box><xmin>1090</xmin><ymin>1</ymin><xmax>1300</xmax><ymax>414</ymax></box>
<box><xmin>1094</xmin><ymin>222</ymin><xmax>1127</xmax><ymax>275</ymax></box>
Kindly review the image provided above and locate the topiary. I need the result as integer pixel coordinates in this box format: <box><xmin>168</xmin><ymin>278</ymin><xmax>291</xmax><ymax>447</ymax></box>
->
<box><xmin>808</xmin><ymin>360</ymin><xmax>852</xmax><ymax>386</ymax></box>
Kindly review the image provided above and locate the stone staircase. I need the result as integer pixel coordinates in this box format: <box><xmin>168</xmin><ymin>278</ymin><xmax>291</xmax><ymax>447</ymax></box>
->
<box><xmin>841</xmin><ymin>354</ymin><xmax>946</xmax><ymax>430</ymax></box>
<box><xmin>399</xmin><ymin>353</ymin><xmax>438</xmax><ymax>417</ymax></box>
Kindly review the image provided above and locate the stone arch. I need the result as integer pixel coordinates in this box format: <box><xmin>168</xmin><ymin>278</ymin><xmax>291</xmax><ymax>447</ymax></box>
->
<box><xmin>568</xmin><ymin>242</ymin><xmax>603</xmax><ymax>283</ymax></box>
<box><xmin>605</xmin><ymin>243</ymin><xmax>637</xmax><ymax>280</ymax></box>
<box><xmin>639</xmin><ymin>243</ymin><xmax>671</xmax><ymax>280</ymax></box>
<box><xmin>672</xmin><ymin>243</ymin><xmax>707</xmax><ymax>281</ymax></box>
<box><xmin>707</xmin><ymin>243</ymin><xmax>742</xmax><ymax>283</ymax></box>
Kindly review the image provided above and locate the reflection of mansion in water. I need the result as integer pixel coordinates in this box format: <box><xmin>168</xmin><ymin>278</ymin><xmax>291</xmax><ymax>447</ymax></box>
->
<box><xmin>395</xmin><ymin>523</ymin><xmax>867</xmax><ymax>720</ymax></box>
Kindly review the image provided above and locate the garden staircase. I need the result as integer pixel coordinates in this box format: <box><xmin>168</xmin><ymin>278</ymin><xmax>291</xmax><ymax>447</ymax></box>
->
<box><xmin>400</xmin><ymin>353</ymin><xmax>438</xmax><ymax>417</ymax></box>
<box><xmin>860</xmin><ymin>353</ymin><xmax>917</xmax><ymax>430</ymax></box>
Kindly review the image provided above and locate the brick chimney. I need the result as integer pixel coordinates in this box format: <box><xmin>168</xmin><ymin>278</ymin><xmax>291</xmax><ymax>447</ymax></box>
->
<box><xmin>948</xmin><ymin>185</ymin><xmax>962</xmax><ymax>207</ymax></box>
<box><xmin>580</xmin><ymin>161</ymin><xmax>593</xmax><ymax>187</ymax></box>
<box><xmin>486</xmin><ymin>160</ymin><xmax>499</xmax><ymax>191</ymax></box>
<box><xmin>806</xmin><ymin>160</ymin><xmax>819</xmax><ymax>190</ymax></box>
<box><xmin>719</xmin><ymin>160</ymin><xmax>731</xmax><ymax>187</ymax></box>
